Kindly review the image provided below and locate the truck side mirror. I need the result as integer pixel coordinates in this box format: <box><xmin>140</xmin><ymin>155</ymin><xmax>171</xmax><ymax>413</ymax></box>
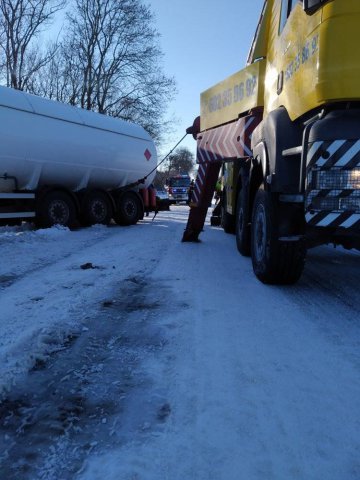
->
<box><xmin>303</xmin><ymin>0</ymin><xmax>326</xmax><ymax>14</ymax></box>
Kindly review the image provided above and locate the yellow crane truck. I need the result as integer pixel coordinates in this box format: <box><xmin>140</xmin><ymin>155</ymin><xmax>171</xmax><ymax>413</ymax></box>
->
<box><xmin>183</xmin><ymin>0</ymin><xmax>360</xmax><ymax>284</ymax></box>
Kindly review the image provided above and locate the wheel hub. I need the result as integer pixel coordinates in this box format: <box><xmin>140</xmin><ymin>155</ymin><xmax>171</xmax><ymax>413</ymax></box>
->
<box><xmin>124</xmin><ymin>200</ymin><xmax>135</xmax><ymax>216</ymax></box>
<box><xmin>92</xmin><ymin>200</ymin><xmax>106</xmax><ymax>220</ymax></box>
<box><xmin>49</xmin><ymin>201</ymin><xmax>69</xmax><ymax>224</ymax></box>
<box><xmin>254</xmin><ymin>204</ymin><xmax>266</xmax><ymax>260</ymax></box>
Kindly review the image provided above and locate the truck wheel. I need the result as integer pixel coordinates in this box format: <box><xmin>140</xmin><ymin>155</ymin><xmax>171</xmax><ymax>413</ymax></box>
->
<box><xmin>251</xmin><ymin>189</ymin><xmax>306</xmax><ymax>284</ymax></box>
<box><xmin>81</xmin><ymin>192</ymin><xmax>112</xmax><ymax>226</ymax></box>
<box><xmin>114</xmin><ymin>192</ymin><xmax>141</xmax><ymax>226</ymax></box>
<box><xmin>37</xmin><ymin>191</ymin><xmax>76</xmax><ymax>228</ymax></box>
<box><xmin>221</xmin><ymin>192</ymin><xmax>235</xmax><ymax>234</ymax></box>
<box><xmin>235</xmin><ymin>187</ymin><xmax>251</xmax><ymax>256</ymax></box>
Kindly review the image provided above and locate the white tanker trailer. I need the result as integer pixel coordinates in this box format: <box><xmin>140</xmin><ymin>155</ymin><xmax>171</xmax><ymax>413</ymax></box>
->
<box><xmin>0</xmin><ymin>85</ymin><xmax>157</xmax><ymax>227</ymax></box>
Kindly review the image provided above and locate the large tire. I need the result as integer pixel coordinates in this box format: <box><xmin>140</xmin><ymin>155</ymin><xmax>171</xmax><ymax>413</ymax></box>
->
<box><xmin>36</xmin><ymin>191</ymin><xmax>76</xmax><ymax>228</ymax></box>
<box><xmin>81</xmin><ymin>191</ymin><xmax>112</xmax><ymax>226</ymax></box>
<box><xmin>114</xmin><ymin>192</ymin><xmax>142</xmax><ymax>226</ymax></box>
<box><xmin>251</xmin><ymin>189</ymin><xmax>306</xmax><ymax>284</ymax></box>
<box><xmin>235</xmin><ymin>187</ymin><xmax>251</xmax><ymax>256</ymax></box>
<box><xmin>221</xmin><ymin>192</ymin><xmax>235</xmax><ymax>234</ymax></box>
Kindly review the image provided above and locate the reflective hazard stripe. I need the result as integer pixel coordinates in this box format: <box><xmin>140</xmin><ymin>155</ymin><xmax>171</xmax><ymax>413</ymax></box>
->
<box><xmin>307</xmin><ymin>141</ymin><xmax>323</xmax><ymax>167</ymax></box>
<box><xmin>316</xmin><ymin>140</ymin><xmax>347</xmax><ymax>167</ymax></box>
<box><xmin>196</xmin><ymin>114</ymin><xmax>261</xmax><ymax>164</ymax></box>
<box><xmin>339</xmin><ymin>214</ymin><xmax>360</xmax><ymax>228</ymax></box>
<box><xmin>333</xmin><ymin>140</ymin><xmax>360</xmax><ymax>167</ymax></box>
<box><xmin>306</xmin><ymin>211</ymin><xmax>360</xmax><ymax>229</ymax></box>
<box><xmin>316</xmin><ymin>213</ymin><xmax>341</xmax><ymax>227</ymax></box>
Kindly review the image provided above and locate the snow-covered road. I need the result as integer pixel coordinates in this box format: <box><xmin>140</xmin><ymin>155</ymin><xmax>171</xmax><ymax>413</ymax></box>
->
<box><xmin>0</xmin><ymin>206</ymin><xmax>359</xmax><ymax>479</ymax></box>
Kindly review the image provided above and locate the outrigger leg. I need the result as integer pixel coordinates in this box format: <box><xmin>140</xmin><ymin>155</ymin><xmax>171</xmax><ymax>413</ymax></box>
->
<box><xmin>182</xmin><ymin>162</ymin><xmax>221</xmax><ymax>242</ymax></box>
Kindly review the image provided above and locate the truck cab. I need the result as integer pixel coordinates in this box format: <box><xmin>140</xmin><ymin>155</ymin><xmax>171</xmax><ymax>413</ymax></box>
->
<box><xmin>257</xmin><ymin>0</ymin><xmax>360</xmax><ymax>119</ymax></box>
<box><xmin>167</xmin><ymin>174</ymin><xmax>191</xmax><ymax>204</ymax></box>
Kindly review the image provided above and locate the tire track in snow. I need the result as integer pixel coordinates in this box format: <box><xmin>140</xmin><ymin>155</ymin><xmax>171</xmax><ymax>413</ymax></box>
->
<box><xmin>0</xmin><ymin>274</ymin><xmax>180</xmax><ymax>479</ymax></box>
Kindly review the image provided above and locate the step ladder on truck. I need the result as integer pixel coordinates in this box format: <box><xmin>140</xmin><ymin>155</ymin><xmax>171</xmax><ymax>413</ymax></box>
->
<box><xmin>182</xmin><ymin>0</ymin><xmax>360</xmax><ymax>285</ymax></box>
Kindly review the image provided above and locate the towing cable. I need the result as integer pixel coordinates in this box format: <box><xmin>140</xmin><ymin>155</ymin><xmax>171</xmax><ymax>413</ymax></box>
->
<box><xmin>143</xmin><ymin>132</ymin><xmax>188</xmax><ymax>182</ymax></box>
<box><xmin>130</xmin><ymin>132</ymin><xmax>189</xmax><ymax>221</ymax></box>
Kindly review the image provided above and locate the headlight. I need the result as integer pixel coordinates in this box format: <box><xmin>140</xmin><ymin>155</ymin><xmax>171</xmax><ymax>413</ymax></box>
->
<box><xmin>339</xmin><ymin>197</ymin><xmax>360</xmax><ymax>211</ymax></box>
<box><xmin>310</xmin><ymin>196</ymin><xmax>360</xmax><ymax>212</ymax></box>
<box><xmin>350</xmin><ymin>169</ymin><xmax>360</xmax><ymax>189</ymax></box>
<box><xmin>307</xmin><ymin>167</ymin><xmax>360</xmax><ymax>212</ymax></box>
<box><xmin>313</xmin><ymin>168</ymin><xmax>360</xmax><ymax>190</ymax></box>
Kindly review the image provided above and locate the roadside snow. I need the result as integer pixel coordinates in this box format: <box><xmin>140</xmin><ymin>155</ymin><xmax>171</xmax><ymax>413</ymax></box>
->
<box><xmin>0</xmin><ymin>207</ymin><xmax>360</xmax><ymax>480</ymax></box>
<box><xmin>77</xmin><ymin>216</ymin><xmax>360</xmax><ymax>480</ymax></box>
<box><xmin>0</xmin><ymin>221</ymin><xmax>154</xmax><ymax>398</ymax></box>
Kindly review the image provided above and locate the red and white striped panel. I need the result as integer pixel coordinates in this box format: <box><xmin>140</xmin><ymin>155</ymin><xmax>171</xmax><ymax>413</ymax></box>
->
<box><xmin>192</xmin><ymin>163</ymin><xmax>207</xmax><ymax>204</ymax></box>
<box><xmin>196</xmin><ymin>114</ymin><xmax>260</xmax><ymax>164</ymax></box>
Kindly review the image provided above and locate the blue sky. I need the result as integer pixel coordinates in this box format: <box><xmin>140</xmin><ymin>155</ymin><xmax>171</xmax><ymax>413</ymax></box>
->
<box><xmin>50</xmin><ymin>0</ymin><xmax>264</xmax><ymax>157</ymax></box>
<box><xmin>148</xmin><ymin>0</ymin><xmax>265</xmax><ymax>155</ymax></box>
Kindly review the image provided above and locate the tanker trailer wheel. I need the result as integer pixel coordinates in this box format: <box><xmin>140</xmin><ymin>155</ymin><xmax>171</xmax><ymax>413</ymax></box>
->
<box><xmin>251</xmin><ymin>189</ymin><xmax>306</xmax><ymax>284</ymax></box>
<box><xmin>37</xmin><ymin>191</ymin><xmax>76</xmax><ymax>228</ymax></box>
<box><xmin>81</xmin><ymin>191</ymin><xmax>113</xmax><ymax>226</ymax></box>
<box><xmin>235</xmin><ymin>187</ymin><xmax>251</xmax><ymax>256</ymax></box>
<box><xmin>114</xmin><ymin>192</ymin><xmax>142</xmax><ymax>226</ymax></box>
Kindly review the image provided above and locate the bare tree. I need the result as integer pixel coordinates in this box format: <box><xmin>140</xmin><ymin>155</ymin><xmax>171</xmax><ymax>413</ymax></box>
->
<box><xmin>153</xmin><ymin>170</ymin><xmax>168</xmax><ymax>190</ymax></box>
<box><xmin>38</xmin><ymin>0</ymin><xmax>175</xmax><ymax>141</ymax></box>
<box><xmin>28</xmin><ymin>43</ymin><xmax>82</xmax><ymax>103</ymax></box>
<box><xmin>0</xmin><ymin>0</ymin><xmax>66</xmax><ymax>90</ymax></box>
<box><xmin>166</xmin><ymin>147</ymin><xmax>195</xmax><ymax>175</ymax></box>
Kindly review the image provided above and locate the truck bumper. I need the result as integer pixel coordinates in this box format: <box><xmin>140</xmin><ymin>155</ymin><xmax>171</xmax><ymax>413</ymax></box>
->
<box><xmin>304</xmin><ymin>111</ymin><xmax>360</xmax><ymax>243</ymax></box>
<box><xmin>305</xmin><ymin>143</ymin><xmax>360</xmax><ymax>231</ymax></box>
<box><xmin>169</xmin><ymin>194</ymin><xmax>188</xmax><ymax>203</ymax></box>
<box><xmin>0</xmin><ymin>192</ymin><xmax>36</xmax><ymax>221</ymax></box>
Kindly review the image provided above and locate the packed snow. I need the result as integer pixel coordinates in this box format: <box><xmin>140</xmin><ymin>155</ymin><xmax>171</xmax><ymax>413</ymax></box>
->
<box><xmin>0</xmin><ymin>206</ymin><xmax>359</xmax><ymax>480</ymax></box>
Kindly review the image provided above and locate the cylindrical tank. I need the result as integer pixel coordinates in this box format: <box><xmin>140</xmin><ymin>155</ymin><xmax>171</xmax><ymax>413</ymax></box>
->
<box><xmin>0</xmin><ymin>86</ymin><xmax>157</xmax><ymax>193</ymax></box>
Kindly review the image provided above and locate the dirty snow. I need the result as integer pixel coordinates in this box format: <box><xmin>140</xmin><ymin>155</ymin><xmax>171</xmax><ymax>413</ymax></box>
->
<box><xmin>0</xmin><ymin>206</ymin><xmax>360</xmax><ymax>480</ymax></box>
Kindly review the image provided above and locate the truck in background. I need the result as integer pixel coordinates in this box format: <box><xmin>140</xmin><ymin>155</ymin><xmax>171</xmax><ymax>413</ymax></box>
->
<box><xmin>183</xmin><ymin>0</ymin><xmax>360</xmax><ymax>284</ymax></box>
<box><xmin>167</xmin><ymin>174</ymin><xmax>191</xmax><ymax>204</ymax></box>
<box><xmin>0</xmin><ymin>86</ymin><xmax>157</xmax><ymax>228</ymax></box>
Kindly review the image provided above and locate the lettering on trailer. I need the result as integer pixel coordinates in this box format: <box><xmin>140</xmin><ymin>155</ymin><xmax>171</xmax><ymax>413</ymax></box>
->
<box><xmin>284</xmin><ymin>34</ymin><xmax>319</xmax><ymax>83</ymax></box>
<box><xmin>207</xmin><ymin>75</ymin><xmax>258</xmax><ymax>114</ymax></box>
<box><xmin>200</xmin><ymin>60</ymin><xmax>265</xmax><ymax>131</ymax></box>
